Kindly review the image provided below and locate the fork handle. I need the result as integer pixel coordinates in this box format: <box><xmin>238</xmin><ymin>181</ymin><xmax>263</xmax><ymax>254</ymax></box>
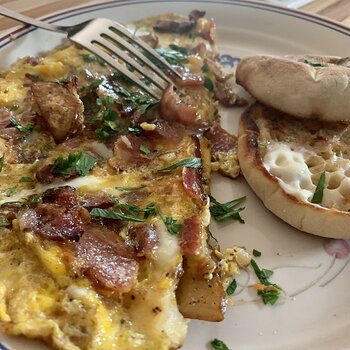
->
<box><xmin>0</xmin><ymin>5</ymin><xmax>67</xmax><ymax>33</ymax></box>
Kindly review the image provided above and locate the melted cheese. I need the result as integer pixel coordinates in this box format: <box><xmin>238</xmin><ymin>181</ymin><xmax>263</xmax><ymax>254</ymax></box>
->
<box><xmin>263</xmin><ymin>142</ymin><xmax>315</xmax><ymax>202</ymax></box>
<box><xmin>263</xmin><ymin>141</ymin><xmax>350</xmax><ymax>210</ymax></box>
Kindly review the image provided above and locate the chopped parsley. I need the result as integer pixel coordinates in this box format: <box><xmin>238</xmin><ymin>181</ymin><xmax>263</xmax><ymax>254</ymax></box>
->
<box><xmin>226</xmin><ymin>279</ymin><xmax>237</xmax><ymax>295</ymax></box>
<box><xmin>251</xmin><ymin>259</ymin><xmax>281</xmax><ymax>305</ymax></box>
<box><xmin>5</xmin><ymin>186</ymin><xmax>17</xmax><ymax>197</ymax></box>
<box><xmin>253</xmin><ymin>249</ymin><xmax>262</xmax><ymax>257</ymax></box>
<box><xmin>81</xmin><ymin>78</ymin><xmax>104</xmax><ymax>92</ymax></box>
<box><xmin>90</xmin><ymin>201</ymin><xmax>156</xmax><ymax>223</ymax></box>
<box><xmin>0</xmin><ymin>216</ymin><xmax>10</xmax><ymax>228</ymax></box>
<box><xmin>19</xmin><ymin>176</ymin><xmax>33</xmax><ymax>183</ymax></box>
<box><xmin>157</xmin><ymin>157</ymin><xmax>201</xmax><ymax>173</ymax></box>
<box><xmin>140</xmin><ymin>144</ymin><xmax>150</xmax><ymax>155</ymax></box>
<box><xmin>115</xmin><ymin>185</ymin><xmax>146</xmax><ymax>191</ymax></box>
<box><xmin>111</xmin><ymin>82</ymin><xmax>158</xmax><ymax>114</ymax></box>
<box><xmin>209</xmin><ymin>195</ymin><xmax>245</xmax><ymax>223</ymax></box>
<box><xmin>81</xmin><ymin>53</ymin><xmax>106</xmax><ymax>66</ymax></box>
<box><xmin>90</xmin><ymin>207</ymin><xmax>146</xmax><ymax>222</ymax></box>
<box><xmin>51</xmin><ymin>151</ymin><xmax>96</xmax><ymax>176</ymax></box>
<box><xmin>201</xmin><ymin>63</ymin><xmax>209</xmax><ymax>73</ymax></box>
<box><xmin>23</xmin><ymin>194</ymin><xmax>42</xmax><ymax>206</ymax></box>
<box><xmin>155</xmin><ymin>47</ymin><xmax>188</xmax><ymax>66</ymax></box>
<box><xmin>10</xmin><ymin>118</ymin><xmax>34</xmax><ymax>134</ymax></box>
<box><xmin>203</xmin><ymin>76</ymin><xmax>214</xmax><ymax>91</ymax></box>
<box><xmin>311</xmin><ymin>171</ymin><xmax>326</xmax><ymax>204</ymax></box>
<box><xmin>168</xmin><ymin>44</ymin><xmax>189</xmax><ymax>55</ymax></box>
<box><xmin>157</xmin><ymin>207</ymin><xmax>181</xmax><ymax>235</ymax></box>
<box><xmin>211</xmin><ymin>338</ymin><xmax>229</xmax><ymax>350</ymax></box>
<box><xmin>304</xmin><ymin>58</ymin><xmax>327</xmax><ymax>67</ymax></box>
<box><xmin>0</xmin><ymin>155</ymin><xmax>4</xmax><ymax>172</ymax></box>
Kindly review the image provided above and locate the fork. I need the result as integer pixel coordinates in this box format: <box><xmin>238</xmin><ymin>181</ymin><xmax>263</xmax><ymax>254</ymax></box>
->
<box><xmin>0</xmin><ymin>5</ymin><xmax>182</xmax><ymax>99</ymax></box>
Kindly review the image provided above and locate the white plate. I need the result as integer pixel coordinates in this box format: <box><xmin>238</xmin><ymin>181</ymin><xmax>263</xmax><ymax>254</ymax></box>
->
<box><xmin>1</xmin><ymin>1</ymin><xmax>350</xmax><ymax>350</ymax></box>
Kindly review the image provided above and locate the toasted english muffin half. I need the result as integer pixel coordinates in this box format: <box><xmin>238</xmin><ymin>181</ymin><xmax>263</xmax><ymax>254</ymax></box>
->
<box><xmin>236</xmin><ymin>55</ymin><xmax>350</xmax><ymax>122</ymax></box>
<box><xmin>238</xmin><ymin>102</ymin><xmax>350</xmax><ymax>239</ymax></box>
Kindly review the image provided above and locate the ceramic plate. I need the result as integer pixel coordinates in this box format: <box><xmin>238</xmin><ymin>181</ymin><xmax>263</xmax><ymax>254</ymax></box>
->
<box><xmin>0</xmin><ymin>1</ymin><xmax>350</xmax><ymax>349</ymax></box>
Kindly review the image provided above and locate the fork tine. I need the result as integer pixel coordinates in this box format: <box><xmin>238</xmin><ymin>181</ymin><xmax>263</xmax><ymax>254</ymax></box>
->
<box><xmin>95</xmin><ymin>36</ymin><xmax>168</xmax><ymax>91</ymax></box>
<box><xmin>108</xmin><ymin>20</ymin><xmax>182</xmax><ymax>80</ymax></box>
<box><xmin>104</xmin><ymin>28</ymin><xmax>173</xmax><ymax>85</ymax></box>
<box><xmin>72</xmin><ymin>39</ymin><xmax>161</xmax><ymax>99</ymax></box>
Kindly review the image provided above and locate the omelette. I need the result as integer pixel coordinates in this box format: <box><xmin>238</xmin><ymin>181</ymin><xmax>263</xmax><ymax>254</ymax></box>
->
<box><xmin>0</xmin><ymin>10</ymin><xmax>247</xmax><ymax>350</ymax></box>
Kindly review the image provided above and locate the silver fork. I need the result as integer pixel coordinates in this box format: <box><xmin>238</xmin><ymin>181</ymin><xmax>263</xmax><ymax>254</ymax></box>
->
<box><xmin>0</xmin><ymin>5</ymin><xmax>182</xmax><ymax>99</ymax></box>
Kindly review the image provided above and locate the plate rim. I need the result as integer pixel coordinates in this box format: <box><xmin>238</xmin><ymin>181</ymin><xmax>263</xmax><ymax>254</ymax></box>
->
<box><xmin>0</xmin><ymin>0</ymin><xmax>350</xmax><ymax>49</ymax></box>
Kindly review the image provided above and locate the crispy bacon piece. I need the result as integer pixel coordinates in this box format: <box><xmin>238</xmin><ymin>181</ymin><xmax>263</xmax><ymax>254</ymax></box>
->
<box><xmin>188</xmin><ymin>10</ymin><xmax>206</xmax><ymax>21</ymax></box>
<box><xmin>159</xmin><ymin>85</ymin><xmax>197</xmax><ymax>125</ymax></box>
<box><xmin>42</xmin><ymin>186</ymin><xmax>78</xmax><ymax>208</ymax></box>
<box><xmin>109</xmin><ymin>134</ymin><xmax>153</xmax><ymax>172</ymax></box>
<box><xmin>205</xmin><ymin>123</ymin><xmax>237</xmax><ymax>154</ymax></box>
<box><xmin>18</xmin><ymin>204</ymin><xmax>84</xmax><ymax>241</ymax></box>
<box><xmin>32</xmin><ymin>76</ymin><xmax>84</xmax><ymax>143</ymax></box>
<box><xmin>173</xmin><ymin>71</ymin><xmax>203</xmax><ymax>88</ymax></box>
<box><xmin>76</xmin><ymin>224</ymin><xmax>138</xmax><ymax>292</ymax></box>
<box><xmin>35</xmin><ymin>164</ymin><xmax>55</xmax><ymax>184</ymax></box>
<box><xmin>80</xmin><ymin>191</ymin><xmax>114</xmax><ymax>210</ymax></box>
<box><xmin>179</xmin><ymin>215</ymin><xmax>202</xmax><ymax>255</ymax></box>
<box><xmin>0</xmin><ymin>107</ymin><xmax>11</xmax><ymax>129</ymax></box>
<box><xmin>153</xmin><ymin>10</ymin><xmax>206</xmax><ymax>34</ymax></box>
<box><xmin>0</xmin><ymin>127</ymin><xmax>22</xmax><ymax>140</ymax></box>
<box><xmin>182</xmin><ymin>167</ymin><xmax>208</xmax><ymax>205</ymax></box>
<box><xmin>129</xmin><ymin>224</ymin><xmax>159</xmax><ymax>256</ymax></box>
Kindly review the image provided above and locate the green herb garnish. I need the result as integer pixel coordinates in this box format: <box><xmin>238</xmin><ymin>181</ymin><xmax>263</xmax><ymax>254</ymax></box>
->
<box><xmin>209</xmin><ymin>195</ymin><xmax>245</xmax><ymax>223</ymax></box>
<box><xmin>157</xmin><ymin>207</ymin><xmax>181</xmax><ymax>235</ymax></box>
<box><xmin>211</xmin><ymin>338</ymin><xmax>229</xmax><ymax>350</ymax></box>
<box><xmin>5</xmin><ymin>186</ymin><xmax>17</xmax><ymax>197</ymax></box>
<box><xmin>115</xmin><ymin>185</ymin><xmax>146</xmax><ymax>191</ymax></box>
<box><xmin>203</xmin><ymin>76</ymin><xmax>214</xmax><ymax>91</ymax></box>
<box><xmin>251</xmin><ymin>259</ymin><xmax>281</xmax><ymax>305</ymax></box>
<box><xmin>253</xmin><ymin>249</ymin><xmax>262</xmax><ymax>257</ymax></box>
<box><xmin>19</xmin><ymin>176</ymin><xmax>33</xmax><ymax>183</ymax></box>
<box><xmin>51</xmin><ymin>151</ymin><xmax>96</xmax><ymax>176</ymax></box>
<box><xmin>0</xmin><ymin>216</ymin><xmax>10</xmax><ymax>228</ymax></box>
<box><xmin>91</xmin><ymin>201</ymin><xmax>156</xmax><ymax>223</ymax></box>
<box><xmin>0</xmin><ymin>155</ymin><xmax>4</xmax><ymax>172</ymax></box>
<box><xmin>111</xmin><ymin>83</ymin><xmax>158</xmax><ymax>114</ymax></box>
<box><xmin>155</xmin><ymin>47</ymin><xmax>188</xmax><ymax>66</ymax></box>
<box><xmin>311</xmin><ymin>171</ymin><xmax>326</xmax><ymax>204</ymax></box>
<box><xmin>168</xmin><ymin>44</ymin><xmax>189</xmax><ymax>55</ymax></box>
<box><xmin>157</xmin><ymin>157</ymin><xmax>201</xmax><ymax>173</ymax></box>
<box><xmin>23</xmin><ymin>193</ymin><xmax>42</xmax><ymax>206</ymax></box>
<box><xmin>201</xmin><ymin>63</ymin><xmax>209</xmax><ymax>73</ymax></box>
<box><xmin>140</xmin><ymin>144</ymin><xmax>150</xmax><ymax>155</ymax></box>
<box><xmin>304</xmin><ymin>58</ymin><xmax>327</xmax><ymax>67</ymax></box>
<box><xmin>226</xmin><ymin>279</ymin><xmax>237</xmax><ymax>295</ymax></box>
<box><xmin>81</xmin><ymin>53</ymin><xmax>106</xmax><ymax>66</ymax></box>
<box><xmin>81</xmin><ymin>78</ymin><xmax>104</xmax><ymax>91</ymax></box>
<box><xmin>10</xmin><ymin>118</ymin><xmax>34</xmax><ymax>134</ymax></box>
<box><xmin>90</xmin><ymin>208</ymin><xmax>146</xmax><ymax>222</ymax></box>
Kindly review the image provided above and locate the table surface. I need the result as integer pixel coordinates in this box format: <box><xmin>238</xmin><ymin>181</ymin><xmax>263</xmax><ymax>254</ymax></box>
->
<box><xmin>0</xmin><ymin>0</ymin><xmax>349</xmax><ymax>31</ymax></box>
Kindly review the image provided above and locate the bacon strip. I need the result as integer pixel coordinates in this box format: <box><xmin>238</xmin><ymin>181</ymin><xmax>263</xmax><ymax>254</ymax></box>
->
<box><xmin>205</xmin><ymin>123</ymin><xmax>237</xmax><ymax>154</ymax></box>
<box><xmin>76</xmin><ymin>224</ymin><xmax>138</xmax><ymax>293</ymax></box>
<box><xmin>18</xmin><ymin>204</ymin><xmax>84</xmax><ymax>241</ymax></box>
<box><xmin>129</xmin><ymin>224</ymin><xmax>159</xmax><ymax>256</ymax></box>
<box><xmin>42</xmin><ymin>186</ymin><xmax>78</xmax><ymax>208</ymax></box>
<box><xmin>179</xmin><ymin>215</ymin><xmax>202</xmax><ymax>255</ymax></box>
<box><xmin>109</xmin><ymin>134</ymin><xmax>154</xmax><ymax>172</ymax></box>
<box><xmin>160</xmin><ymin>85</ymin><xmax>197</xmax><ymax>125</ymax></box>
<box><xmin>182</xmin><ymin>167</ymin><xmax>208</xmax><ymax>205</ymax></box>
